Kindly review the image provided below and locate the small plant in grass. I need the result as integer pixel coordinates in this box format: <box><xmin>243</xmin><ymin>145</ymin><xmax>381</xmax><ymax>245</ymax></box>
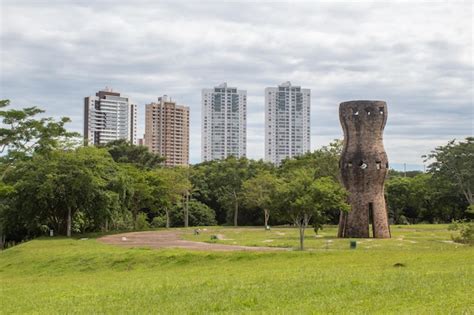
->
<box><xmin>151</xmin><ymin>216</ymin><xmax>166</xmax><ymax>228</ymax></box>
<box><xmin>135</xmin><ymin>213</ymin><xmax>150</xmax><ymax>230</ymax></box>
<box><xmin>448</xmin><ymin>220</ymin><xmax>474</xmax><ymax>245</ymax></box>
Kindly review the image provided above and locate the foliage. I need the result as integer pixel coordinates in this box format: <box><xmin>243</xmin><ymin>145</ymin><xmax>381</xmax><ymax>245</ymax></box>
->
<box><xmin>1</xmin><ymin>147</ymin><xmax>121</xmax><ymax>239</ymax></box>
<box><xmin>135</xmin><ymin>213</ymin><xmax>150</xmax><ymax>230</ymax></box>
<box><xmin>386</xmin><ymin>173</ymin><xmax>468</xmax><ymax>224</ymax></box>
<box><xmin>169</xmin><ymin>200</ymin><xmax>217</xmax><ymax>227</ymax></box>
<box><xmin>148</xmin><ymin>167</ymin><xmax>191</xmax><ymax>228</ymax></box>
<box><xmin>103</xmin><ymin>139</ymin><xmax>164</xmax><ymax>169</ymax></box>
<box><xmin>117</xmin><ymin>164</ymin><xmax>153</xmax><ymax>229</ymax></box>
<box><xmin>279</xmin><ymin>139</ymin><xmax>342</xmax><ymax>180</ymax></box>
<box><xmin>448</xmin><ymin>220</ymin><xmax>474</xmax><ymax>245</ymax></box>
<box><xmin>241</xmin><ymin>171</ymin><xmax>282</xmax><ymax>228</ymax></box>
<box><xmin>151</xmin><ymin>216</ymin><xmax>167</xmax><ymax>228</ymax></box>
<box><xmin>192</xmin><ymin>157</ymin><xmax>272</xmax><ymax>226</ymax></box>
<box><xmin>424</xmin><ymin>137</ymin><xmax>474</xmax><ymax>206</ymax></box>
<box><xmin>278</xmin><ymin>169</ymin><xmax>349</xmax><ymax>250</ymax></box>
<box><xmin>0</xmin><ymin>99</ymin><xmax>79</xmax><ymax>173</ymax></box>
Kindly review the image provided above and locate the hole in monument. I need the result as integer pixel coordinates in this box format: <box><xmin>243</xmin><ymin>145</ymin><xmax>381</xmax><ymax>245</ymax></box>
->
<box><xmin>348</xmin><ymin>162</ymin><xmax>353</xmax><ymax>167</ymax></box>
<box><xmin>353</xmin><ymin>110</ymin><xmax>359</xmax><ymax>116</ymax></box>
<box><xmin>376</xmin><ymin>161</ymin><xmax>382</xmax><ymax>169</ymax></box>
<box><xmin>386</xmin><ymin>162</ymin><xmax>389</xmax><ymax>168</ymax></box>
<box><xmin>369</xmin><ymin>202</ymin><xmax>375</xmax><ymax>237</ymax></box>
<box><xmin>359</xmin><ymin>161</ymin><xmax>367</xmax><ymax>169</ymax></box>
<box><xmin>379</xmin><ymin>107</ymin><xmax>384</xmax><ymax>114</ymax></box>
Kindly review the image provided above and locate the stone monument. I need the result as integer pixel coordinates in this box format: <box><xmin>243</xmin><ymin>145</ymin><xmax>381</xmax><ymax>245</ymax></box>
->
<box><xmin>338</xmin><ymin>100</ymin><xmax>391</xmax><ymax>238</ymax></box>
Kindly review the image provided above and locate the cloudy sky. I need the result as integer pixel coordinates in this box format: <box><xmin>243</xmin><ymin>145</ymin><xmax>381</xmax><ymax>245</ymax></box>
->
<box><xmin>1</xmin><ymin>0</ymin><xmax>472</xmax><ymax>168</ymax></box>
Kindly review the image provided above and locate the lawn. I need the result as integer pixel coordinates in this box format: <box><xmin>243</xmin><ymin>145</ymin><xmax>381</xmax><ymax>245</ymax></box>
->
<box><xmin>1</xmin><ymin>225</ymin><xmax>473</xmax><ymax>314</ymax></box>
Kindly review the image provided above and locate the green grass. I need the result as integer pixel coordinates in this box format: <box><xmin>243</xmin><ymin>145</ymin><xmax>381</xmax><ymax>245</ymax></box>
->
<box><xmin>182</xmin><ymin>224</ymin><xmax>462</xmax><ymax>251</ymax></box>
<box><xmin>1</xmin><ymin>225</ymin><xmax>473</xmax><ymax>314</ymax></box>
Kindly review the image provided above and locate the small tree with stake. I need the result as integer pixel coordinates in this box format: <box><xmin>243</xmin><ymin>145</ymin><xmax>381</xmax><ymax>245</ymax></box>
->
<box><xmin>279</xmin><ymin>169</ymin><xmax>349</xmax><ymax>250</ymax></box>
<box><xmin>242</xmin><ymin>170</ymin><xmax>282</xmax><ymax>229</ymax></box>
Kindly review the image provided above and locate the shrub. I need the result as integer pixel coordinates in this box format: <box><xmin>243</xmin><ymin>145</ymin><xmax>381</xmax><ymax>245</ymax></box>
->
<box><xmin>448</xmin><ymin>220</ymin><xmax>474</xmax><ymax>245</ymax></box>
<box><xmin>170</xmin><ymin>200</ymin><xmax>217</xmax><ymax>227</ymax></box>
<box><xmin>135</xmin><ymin>213</ymin><xmax>150</xmax><ymax>230</ymax></box>
<box><xmin>111</xmin><ymin>211</ymin><xmax>133</xmax><ymax>231</ymax></box>
<box><xmin>151</xmin><ymin>216</ymin><xmax>166</xmax><ymax>228</ymax></box>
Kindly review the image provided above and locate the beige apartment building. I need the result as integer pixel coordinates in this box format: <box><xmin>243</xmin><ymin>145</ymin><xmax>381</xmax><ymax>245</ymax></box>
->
<box><xmin>145</xmin><ymin>95</ymin><xmax>189</xmax><ymax>166</ymax></box>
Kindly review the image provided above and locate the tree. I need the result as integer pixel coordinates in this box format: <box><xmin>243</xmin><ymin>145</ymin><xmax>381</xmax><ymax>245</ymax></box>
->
<box><xmin>0</xmin><ymin>100</ymin><xmax>79</xmax><ymax>177</ymax></box>
<box><xmin>2</xmin><ymin>147</ymin><xmax>120</xmax><ymax>238</ymax></box>
<box><xmin>213</xmin><ymin>157</ymin><xmax>256</xmax><ymax>227</ymax></box>
<box><xmin>279</xmin><ymin>139</ymin><xmax>342</xmax><ymax>180</ymax></box>
<box><xmin>242</xmin><ymin>170</ymin><xmax>282</xmax><ymax>228</ymax></box>
<box><xmin>191</xmin><ymin>157</ymin><xmax>266</xmax><ymax>226</ymax></box>
<box><xmin>148</xmin><ymin>168</ymin><xmax>191</xmax><ymax>228</ymax></box>
<box><xmin>168</xmin><ymin>200</ymin><xmax>217</xmax><ymax>227</ymax></box>
<box><xmin>386</xmin><ymin>172</ymin><xmax>468</xmax><ymax>224</ymax></box>
<box><xmin>424</xmin><ymin>137</ymin><xmax>474</xmax><ymax>209</ymax></box>
<box><xmin>279</xmin><ymin>169</ymin><xmax>349</xmax><ymax>250</ymax></box>
<box><xmin>103</xmin><ymin>139</ymin><xmax>164</xmax><ymax>169</ymax></box>
<box><xmin>118</xmin><ymin>165</ymin><xmax>153</xmax><ymax>229</ymax></box>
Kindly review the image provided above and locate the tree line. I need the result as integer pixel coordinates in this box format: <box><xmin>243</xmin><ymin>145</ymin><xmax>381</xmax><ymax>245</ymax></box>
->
<box><xmin>1</xmin><ymin>100</ymin><xmax>472</xmax><ymax>249</ymax></box>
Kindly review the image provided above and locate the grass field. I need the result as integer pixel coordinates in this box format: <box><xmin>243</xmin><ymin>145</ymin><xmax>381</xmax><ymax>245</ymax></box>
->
<box><xmin>1</xmin><ymin>225</ymin><xmax>473</xmax><ymax>314</ymax></box>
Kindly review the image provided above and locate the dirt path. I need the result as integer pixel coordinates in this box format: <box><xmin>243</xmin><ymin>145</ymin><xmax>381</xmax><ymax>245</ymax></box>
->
<box><xmin>98</xmin><ymin>231</ymin><xmax>286</xmax><ymax>252</ymax></box>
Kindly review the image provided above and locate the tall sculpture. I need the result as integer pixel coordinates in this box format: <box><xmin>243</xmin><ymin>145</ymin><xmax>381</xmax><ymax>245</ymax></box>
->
<box><xmin>338</xmin><ymin>100</ymin><xmax>391</xmax><ymax>238</ymax></box>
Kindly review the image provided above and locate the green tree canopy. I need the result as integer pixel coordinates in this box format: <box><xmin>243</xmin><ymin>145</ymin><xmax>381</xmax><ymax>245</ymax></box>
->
<box><xmin>0</xmin><ymin>99</ymin><xmax>79</xmax><ymax>177</ymax></box>
<box><xmin>279</xmin><ymin>169</ymin><xmax>349</xmax><ymax>250</ymax></box>
<box><xmin>103</xmin><ymin>139</ymin><xmax>165</xmax><ymax>169</ymax></box>
<box><xmin>424</xmin><ymin>137</ymin><xmax>474</xmax><ymax>207</ymax></box>
<box><xmin>242</xmin><ymin>170</ymin><xmax>282</xmax><ymax>228</ymax></box>
<box><xmin>2</xmin><ymin>146</ymin><xmax>120</xmax><ymax>237</ymax></box>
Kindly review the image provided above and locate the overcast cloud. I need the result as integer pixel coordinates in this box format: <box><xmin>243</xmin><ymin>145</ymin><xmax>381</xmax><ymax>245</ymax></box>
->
<box><xmin>1</xmin><ymin>0</ymin><xmax>472</xmax><ymax>168</ymax></box>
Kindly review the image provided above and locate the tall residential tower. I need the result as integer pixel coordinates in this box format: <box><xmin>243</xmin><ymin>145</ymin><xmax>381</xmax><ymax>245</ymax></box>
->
<box><xmin>84</xmin><ymin>88</ymin><xmax>137</xmax><ymax>145</ymax></box>
<box><xmin>145</xmin><ymin>95</ymin><xmax>189</xmax><ymax>167</ymax></box>
<box><xmin>201</xmin><ymin>83</ymin><xmax>247</xmax><ymax>161</ymax></box>
<box><xmin>265</xmin><ymin>82</ymin><xmax>310</xmax><ymax>165</ymax></box>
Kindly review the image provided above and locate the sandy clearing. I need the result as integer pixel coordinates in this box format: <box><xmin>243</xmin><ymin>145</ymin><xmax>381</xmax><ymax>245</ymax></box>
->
<box><xmin>98</xmin><ymin>231</ymin><xmax>287</xmax><ymax>252</ymax></box>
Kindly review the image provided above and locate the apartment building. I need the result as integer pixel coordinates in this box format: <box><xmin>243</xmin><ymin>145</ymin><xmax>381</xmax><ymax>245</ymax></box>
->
<box><xmin>84</xmin><ymin>88</ymin><xmax>137</xmax><ymax>145</ymax></box>
<box><xmin>145</xmin><ymin>95</ymin><xmax>189</xmax><ymax>166</ymax></box>
<box><xmin>265</xmin><ymin>81</ymin><xmax>310</xmax><ymax>165</ymax></box>
<box><xmin>201</xmin><ymin>83</ymin><xmax>247</xmax><ymax>161</ymax></box>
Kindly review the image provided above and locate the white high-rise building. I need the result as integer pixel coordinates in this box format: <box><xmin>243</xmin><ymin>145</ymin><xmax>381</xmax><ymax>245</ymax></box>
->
<box><xmin>265</xmin><ymin>81</ymin><xmax>311</xmax><ymax>165</ymax></box>
<box><xmin>201</xmin><ymin>83</ymin><xmax>247</xmax><ymax>161</ymax></box>
<box><xmin>84</xmin><ymin>88</ymin><xmax>137</xmax><ymax>146</ymax></box>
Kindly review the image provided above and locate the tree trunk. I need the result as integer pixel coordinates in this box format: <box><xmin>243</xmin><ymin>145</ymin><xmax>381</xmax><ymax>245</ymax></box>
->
<box><xmin>234</xmin><ymin>201</ymin><xmax>239</xmax><ymax>227</ymax></box>
<box><xmin>299</xmin><ymin>223</ymin><xmax>305</xmax><ymax>251</ymax></box>
<box><xmin>105</xmin><ymin>218</ymin><xmax>109</xmax><ymax>232</ymax></box>
<box><xmin>1</xmin><ymin>233</ymin><xmax>5</xmax><ymax>249</ymax></box>
<box><xmin>166</xmin><ymin>208</ymin><xmax>170</xmax><ymax>228</ymax></box>
<box><xmin>233</xmin><ymin>191</ymin><xmax>239</xmax><ymax>227</ymax></box>
<box><xmin>184</xmin><ymin>193</ymin><xmax>189</xmax><ymax>228</ymax></box>
<box><xmin>66</xmin><ymin>207</ymin><xmax>72</xmax><ymax>237</ymax></box>
<box><xmin>264</xmin><ymin>209</ymin><xmax>270</xmax><ymax>228</ymax></box>
<box><xmin>296</xmin><ymin>214</ymin><xmax>310</xmax><ymax>250</ymax></box>
<box><xmin>132</xmin><ymin>209</ymin><xmax>138</xmax><ymax>230</ymax></box>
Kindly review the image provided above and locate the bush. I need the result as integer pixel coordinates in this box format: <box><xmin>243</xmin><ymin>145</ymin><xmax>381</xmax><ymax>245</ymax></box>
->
<box><xmin>448</xmin><ymin>220</ymin><xmax>474</xmax><ymax>245</ymax></box>
<box><xmin>170</xmin><ymin>200</ymin><xmax>217</xmax><ymax>227</ymax></box>
<box><xmin>135</xmin><ymin>213</ymin><xmax>150</xmax><ymax>230</ymax></box>
<box><xmin>151</xmin><ymin>216</ymin><xmax>166</xmax><ymax>228</ymax></box>
<box><xmin>111</xmin><ymin>211</ymin><xmax>133</xmax><ymax>231</ymax></box>
<box><xmin>398</xmin><ymin>215</ymin><xmax>410</xmax><ymax>225</ymax></box>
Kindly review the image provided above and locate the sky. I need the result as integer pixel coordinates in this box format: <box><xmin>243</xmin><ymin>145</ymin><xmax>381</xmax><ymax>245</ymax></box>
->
<box><xmin>1</xmin><ymin>0</ymin><xmax>472</xmax><ymax>168</ymax></box>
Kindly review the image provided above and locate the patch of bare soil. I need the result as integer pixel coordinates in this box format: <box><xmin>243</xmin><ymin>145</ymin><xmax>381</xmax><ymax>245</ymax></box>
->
<box><xmin>98</xmin><ymin>231</ymin><xmax>287</xmax><ymax>252</ymax></box>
